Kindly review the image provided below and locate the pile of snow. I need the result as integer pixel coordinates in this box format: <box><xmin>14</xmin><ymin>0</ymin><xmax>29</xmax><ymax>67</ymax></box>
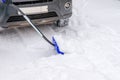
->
<box><xmin>1</xmin><ymin>53</ymin><xmax>106</xmax><ymax>80</ymax></box>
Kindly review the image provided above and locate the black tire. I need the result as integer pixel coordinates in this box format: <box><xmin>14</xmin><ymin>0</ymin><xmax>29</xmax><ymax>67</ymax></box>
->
<box><xmin>55</xmin><ymin>18</ymin><xmax>69</xmax><ymax>27</ymax></box>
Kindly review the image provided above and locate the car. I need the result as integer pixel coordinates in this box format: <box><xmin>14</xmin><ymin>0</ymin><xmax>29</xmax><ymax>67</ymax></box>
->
<box><xmin>0</xmin><ymin>0</ymin><xmax>72</xmax><ymax>28</ymax></box>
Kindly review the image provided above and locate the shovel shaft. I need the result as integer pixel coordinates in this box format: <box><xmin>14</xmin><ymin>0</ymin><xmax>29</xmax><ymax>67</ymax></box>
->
<box><xmin>11</xmin><ymin>4</ymin><xmax>54</xmax><ymax>46</ymax></box>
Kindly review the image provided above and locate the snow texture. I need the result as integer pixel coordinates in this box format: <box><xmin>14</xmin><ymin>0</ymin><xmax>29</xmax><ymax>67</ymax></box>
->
<box><xmin>0</xmin><ymin>0</ymin><xmax>120</xmax><ymax>80</ymax></box>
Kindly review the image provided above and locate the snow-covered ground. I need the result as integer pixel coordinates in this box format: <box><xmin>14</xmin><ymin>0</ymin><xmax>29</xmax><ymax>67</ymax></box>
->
<box><xmin>0</xmin><ymin>0</ymin><xmax>120</xmax><ymax>80</ymax></box>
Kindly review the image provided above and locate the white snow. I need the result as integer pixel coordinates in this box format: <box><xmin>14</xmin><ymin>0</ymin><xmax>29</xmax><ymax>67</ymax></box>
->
<box><xmin>0</xmin><ymin>0</ymin><xmax>120</xmax><ymax>80</ymax></box>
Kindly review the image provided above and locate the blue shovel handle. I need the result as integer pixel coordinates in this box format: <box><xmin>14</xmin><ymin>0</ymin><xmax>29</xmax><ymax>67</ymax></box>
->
<box><xmin>1</xmin><ymin>0</ymin><xmax>6</xmax><ymax>3</ymax></box>
<box><xmin>52</xmin><ymin>37</ymin><xmax>64</xmax><ymax>55</ymax></box>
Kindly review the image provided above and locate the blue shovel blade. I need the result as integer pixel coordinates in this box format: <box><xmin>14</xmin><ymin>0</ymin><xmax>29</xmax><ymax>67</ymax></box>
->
<box><xmin>52</xmin><ymin>37</ymin><xmax>64</xmax><ymax>55</ymax></box>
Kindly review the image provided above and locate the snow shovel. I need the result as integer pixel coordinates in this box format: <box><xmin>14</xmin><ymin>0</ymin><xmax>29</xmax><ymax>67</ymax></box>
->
<box><xmin>12</xmin><ymin>4</ymin><xmax>65</xmax><ymax>55</ymax></box>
